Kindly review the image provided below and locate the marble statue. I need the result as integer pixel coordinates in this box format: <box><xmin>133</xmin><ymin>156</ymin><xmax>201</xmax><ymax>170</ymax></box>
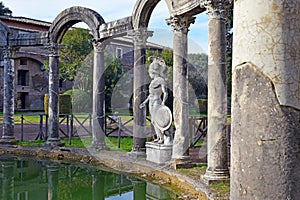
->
<box><xmin>140</xmin><ymin>56</ymin><xmax>173</xmax><ymax>144</ymax></box>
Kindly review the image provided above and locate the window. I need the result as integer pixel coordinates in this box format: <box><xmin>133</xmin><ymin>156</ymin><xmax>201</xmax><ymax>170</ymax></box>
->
<box><xmin>59</xmin><ymin>79</ymin><xmax>63</xmax><ymax>88</ymax></box>
<box><xmin>116</xmin><ymin>48</ymin><xmax>123</xmax><ymax>59</ymax></box>
<box><xmin>20</xmin><ymin>59</ymin><xmax>27</xmax><ymax>65</ymax></box>
<box><xmin>17</xmin><ymin>92</ymin><xmax>28</xmax><ymax>109</ymax></box>
<box><xmin>17</xmin><ymin>70</ymin><xmax>29</xmax><ymax>86</ymax></box>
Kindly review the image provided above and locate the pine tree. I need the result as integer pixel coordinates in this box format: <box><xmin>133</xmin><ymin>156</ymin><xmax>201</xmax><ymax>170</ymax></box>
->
<box><xmin>0</xmin><ymin>2</ymin><xmax>12</xmax><ymax>16</ymax></box>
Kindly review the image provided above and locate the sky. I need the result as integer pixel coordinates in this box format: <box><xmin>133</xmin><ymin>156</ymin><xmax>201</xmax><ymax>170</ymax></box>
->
<box><xmin>2</xmin><ymin>0</ymin><xmax>208</xmax><ymax>53</ymax></box>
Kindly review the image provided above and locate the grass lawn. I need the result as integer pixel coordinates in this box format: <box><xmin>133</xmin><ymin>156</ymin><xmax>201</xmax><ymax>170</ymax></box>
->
<box><xmin>16</xmin><ymin>136</ymin><xmax>134</xmax><ymax>152</ymax></box>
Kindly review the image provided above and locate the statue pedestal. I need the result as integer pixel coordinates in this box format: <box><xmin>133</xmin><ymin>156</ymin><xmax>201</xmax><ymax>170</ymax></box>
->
<box><xmin>145</xmin><ymin>142</ymin><xmax>172</xmax><ymax>164</ymax></box>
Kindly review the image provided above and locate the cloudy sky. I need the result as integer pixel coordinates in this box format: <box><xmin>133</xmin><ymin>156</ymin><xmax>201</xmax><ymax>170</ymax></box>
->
<box><xmin>2</xmin><ymin>0</ymin><xmax>208</xmax><ymax>53</ymax></box>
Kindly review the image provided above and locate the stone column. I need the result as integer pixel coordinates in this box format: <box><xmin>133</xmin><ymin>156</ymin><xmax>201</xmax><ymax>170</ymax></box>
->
<box><xmin>46</xmin><ymin>43</ymin><xmax>62</xmax><ymax>147</ymax></box>
<box><xmin>231</xmin><ymin>0</ymin><xmax>300</xmax><ymax>199</ymax></box>
<box><xmin>166</xmin><ymin>16</ymin><xmax>195</xmax><ymax>165</ymax></box>
<box><xmin>129</xmin><ymin>29</ymin><xmax>153</xmax><ymax>156</ymax></box>
<box><xmin>200</xmin><ymin>0</ymin><xmax>230</xmax><ymax>183</ymax></box>
<box><xmin>0</xmin><ymin>47</ymin><xmax>16</xmax><ymax>144</ymax></box>
<box><xmin>91</xmin><ymin>39</ymin><xmax>109</xmax><ymax>150</ymax></box>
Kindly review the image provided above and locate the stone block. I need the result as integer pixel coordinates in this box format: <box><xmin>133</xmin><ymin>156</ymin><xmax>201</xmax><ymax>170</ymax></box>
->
<box><xmin>146</xmin><ymin>142</ymin><xmax>172</xmax><ymax>164</ymax></box>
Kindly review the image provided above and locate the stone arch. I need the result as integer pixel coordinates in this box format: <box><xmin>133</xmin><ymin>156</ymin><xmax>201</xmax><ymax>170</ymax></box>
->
<box><xmin>132</xmin><ymin>0</ymin><xmax>162</xmax><ymax>29</ymax></box>
<box><xmin>0</xmin><ymin>21</ymin><xmax>10</xmax><ymax>46</ymax></box>
<box><xmin>49</xmin><ymin>6</ymin><xmax>105</xmax><ymax>43</ymax></box>
<box><xmin>15</xmin><ymin>52</ymin><xmax>47</xmax><ymax>65</ymax></box>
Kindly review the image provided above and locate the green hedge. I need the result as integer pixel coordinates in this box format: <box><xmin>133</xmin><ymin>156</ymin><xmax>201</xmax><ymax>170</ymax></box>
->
<box><xmin>194</xmin><ymin>98</ymin><xmax>207</xmax><ymax>114</ymax></box>
<box><xmin>44</xmin><ymin>94</ymin><xmax>72</xmax><ymax>114</ymax></box>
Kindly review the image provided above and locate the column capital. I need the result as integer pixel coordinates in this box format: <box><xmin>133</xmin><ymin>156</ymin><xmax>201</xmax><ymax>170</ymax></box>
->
<box><xmin>0</xmin><ymin>46</ymin><xmax>19</xmax><ymax>58</ymax></box>
<box><xmin>45</xmin><ymin>42</ymin><xmax>63</xmax><ymax>57</ymax></box>
<box><xmin>128</xmin><ymin>28</ymin><xmax>153</xmax><ymax>46</ymax></box>
<box><xmin>166</xmin><ymin>16</ymin><xmax>195</xmax><ymax>33</ymax></box>
<box><xmin>90</xmin><ymin>39</ymin><xmax>109</xmax><ymax>53</ymax></box>
<box><xmin>200</xmin><ymin>0</ymin><xmax>232</xmax><ymax>20</ymax></box>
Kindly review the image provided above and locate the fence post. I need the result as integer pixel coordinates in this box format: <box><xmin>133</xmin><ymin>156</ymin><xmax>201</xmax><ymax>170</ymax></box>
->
<box><xmin>45</xmin><ymin>114</ymin><xmax>48</xmax><ymax>139</ymax></box>
<box><xmin>39</xmin><ymin>114</ymin><xmax>44</xmax><ymax>140</ymax></box>
<box><xmin>21</xmin><ymin>115</ymin><xmax>24</xmax><ymax>141</ymax></box>
<box><xmin>68</xmin><ymin>114</ymin><xmax>72</xmax><ymax>145</ymax></box>
<box><xmin>89</xmin><ymin>113</ymin><xmax>92</xmax><ymax>135</ymax></box>
<box><xmin>117</xmin><ymin>116</ymin><xmax>121</xmax><ymax>149</ymax></box>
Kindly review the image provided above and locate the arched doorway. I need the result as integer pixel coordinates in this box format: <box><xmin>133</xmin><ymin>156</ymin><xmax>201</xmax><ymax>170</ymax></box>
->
<box><xmin>46</xmin><ymin>6</ymin><xmax>107</xmax><ymax>148</ymax></box>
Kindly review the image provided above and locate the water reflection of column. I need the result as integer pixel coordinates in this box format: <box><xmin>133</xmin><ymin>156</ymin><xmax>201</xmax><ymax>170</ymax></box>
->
<box><xmin>132</xmin><ymin>179</ymin><xmax>146</xmax><ymax>200</ymax></box>
<box><xmin>146</xmin><ymin>182</ymin><xmax>171</xmax><ymax>199</ymax></box>
<box><xmin>0</xmin><ymin>47</ymin><xmax>16</xmax><ymax>144</ymax></box>
<box><xmin>47</xmin><ymin>164</ymin><xmax>59</xmax><ymax>200</ymax></box>
<box><xmin>1</xmin><ymin>161</ymin><xmax>15</xmax><ymax>200</ymax></box>
<box><xmin>92</xmin><ymin>171</ymin><xmax>106</xmax><ymax>200</ymax></box>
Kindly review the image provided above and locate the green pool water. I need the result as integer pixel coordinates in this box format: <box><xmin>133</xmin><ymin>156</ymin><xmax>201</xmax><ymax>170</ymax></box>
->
<box><xmin>0</xmin><ymin>156</ymin><xmax>177</xmax><ymax>200</ymax></box>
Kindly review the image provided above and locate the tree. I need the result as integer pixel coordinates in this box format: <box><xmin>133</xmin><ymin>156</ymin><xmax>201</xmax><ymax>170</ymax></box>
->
<box><xmin>0</xmin><ymin>2</ymin><xmax>12</xmax><ymax>16</ymax></box>
<box><xmin>59</xmin><ymin>28</ymin><xmax>93</xmax><ymax>80</ymax></box>
<box><xmin>188</xmin><ymin>53</ymin><xmax>208</xmax><ymax>98</ymax></box>
<box><xmin>104</xmin><ymin>53</ymin><xmax>123</xmax><ymax>112</ymax></box>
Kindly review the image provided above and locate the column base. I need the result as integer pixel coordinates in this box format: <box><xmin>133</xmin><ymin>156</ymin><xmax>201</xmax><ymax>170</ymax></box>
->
<box><xmin>44</xmin><ymin>138</ymin><xmax>64</xmax><ymax>148</ymax></box>
<box><xmin>128</xmin><ymin>148</ymin><xmax>146</xmax><ymax>159</ymax></box>
<box><xmin>0</xmin><ymin>136</ymin><xmax>16</xmax><ymax>145</ymax></box>
<box><xmin>201</xmin><ymin>168</ymin><xmax>230</xmax><ymax>185</ymax></box>
<box><xmin>90</xmin><ymin>144</ymin><xmax>110</xmax><ymax>151</ymax></box>
<box><xmin>171</xmin><ymin>156</ymin><xmax>195</xmax><ymax>169</ymax></box>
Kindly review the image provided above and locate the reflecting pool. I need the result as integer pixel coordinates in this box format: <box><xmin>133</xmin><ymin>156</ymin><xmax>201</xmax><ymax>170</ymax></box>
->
<box><xmin>0</xmin><ymin>156</ymin><xmax>177</xmax><ymax>200</ymax></box>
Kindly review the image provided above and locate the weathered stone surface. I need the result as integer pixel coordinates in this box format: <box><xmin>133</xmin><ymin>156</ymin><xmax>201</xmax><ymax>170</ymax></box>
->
<box><xmin>130</xmin><ymin>29</ymin><xmax>153</xmax><ymax>154</ymax></box>
<box><xmin>132</xmin><ymin>0</ymin><xmax>160</xmax><ymax>29</ymax></box>
<box><xmin>100</xmin><ymin>16</ymin><xmax>133</xmax><ymax>39</ymax></box>
<box><xmin>166</xmin><ymin>16</ymin><xmax>194</xmax><ymax>162</ymax></box>
<box><xmin>9</xmin><ymin>32</ymin><xmax>49</xmax><ymax>47</ymax></box>
<box><xmin>146</xmin><ymin>142</ymin><xmax>172</xmax><ymax>164</ymax></box>
<box><xmin>91</xmin><ymin>40</ymin><xmax>108</xmax><ymax>150</ymax></box>
<box><xmin>46</xmin><ymin>43</ymin><xmax>60</xmax><ymax>145</ymax></box>
<box><xmin>165</xmin><ymin>0</ymin><xmax>204</xmax><ymax>16</ymax></box>
<box><xmin>49</xmin><ymin>6</ymin><xmax>105</xmax><ymax>42</ymax></box>
<box><xmin>1</xmin><ymin>48</ymin><xmax>16</xmax><ymax>144</ymax></box>
<box><xmin>0</xmin><ymin>21</ymin><xmax>10</xmax><ymax>46</ymax></box>
<box><xmin>233</xmin><ymin>0</ymin><xmax>300</xmax><ymax>110</ymax></box>
<box><xmin>132</xmin><ymin>0</ymin><xmax>203</xmax><ymax>29</ymax></box>
<box><xmin>199</xmin><ymin>1</ymin><xmax>230</xmax><ymax>183</ymax></box>
<box><xmin>231</xmin><ymin>62</ymin><xmax>300</xmax><ymax>199</ymax></box>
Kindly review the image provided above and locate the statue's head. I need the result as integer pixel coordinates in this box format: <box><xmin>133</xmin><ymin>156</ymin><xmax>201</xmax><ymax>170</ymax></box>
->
<box><xmin>148</xmin><ymin>56</ymin><xmax>166</xmax><ymax>78</ymax></box>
